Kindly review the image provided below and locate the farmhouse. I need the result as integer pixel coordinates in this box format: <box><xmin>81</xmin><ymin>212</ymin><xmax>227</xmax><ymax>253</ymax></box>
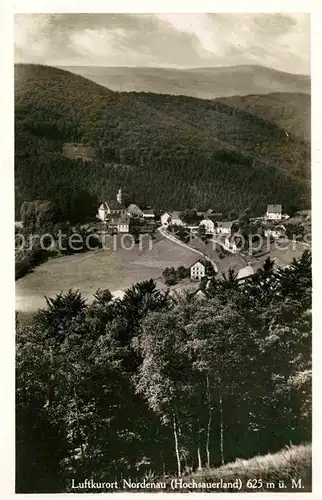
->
<box><xmin>161</xmin><ymin>212</ymin><xmax>184</xmax><ymax>227</ymax></box>
<box><xmin>236</xmin><ymin>261</ymin><xmax>264</xmax><ymax>284</ymax></box>
<box><xmin>190</xmin><ymin>260</ymin><xmax>206</xmax><ymax>280</ymax></box>
<box><xmin>264</xmin><ymin>225</ymin><xmax>286</xmax><ymax>239</ymax></box>
<box><xmin>199</xmin><ymin>217</ymin><xmax>216</xmax><ymax>234</ymax></box>
<box><xmin>107</xmin><ymin>215</ymin><xmax>130</xmax><ymax>233</ymax></box>
<box><xmin>161</xmin><ymin>212</ymin><xmax>172</xmax><ymax>226</ymax></box>
<box><xmin>171</xmin><ymin>212</ymin><xmax>184</xmax><ymax>226</ymax></box>
<box><xmin>98</xmin><ymin>188</ymin><xmax>127</xmax><ymax>221</ymax></box>
<box><xmin>216</xmin><ymin>221</ymin><xmax>233</xmax><ymax>235</ymax></box>
<box><xmin>127</xmin><ymin>203</ymin><xmax>144</xmax><ymax>218</ymax></box>
<box><xmin>266</xmin><ymin>204</ymin><xmax>282</xmax><ymax>220</ymax></box>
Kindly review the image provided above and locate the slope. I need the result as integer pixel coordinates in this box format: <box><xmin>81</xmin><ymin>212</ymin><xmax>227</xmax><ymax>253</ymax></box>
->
<box><xmin>217</xmin><ymin>92</ymin><xmax>310</xmax><ymax>142</ymax></box>
<box><xmin>15</xmin><ymin>64</ymin><xmax>310</xmax><ymax>220</ymax></box>
<box><xmin>162</xmin><ymin>443</ymin><xmax>311</xmax><ymax>492</ymax></box>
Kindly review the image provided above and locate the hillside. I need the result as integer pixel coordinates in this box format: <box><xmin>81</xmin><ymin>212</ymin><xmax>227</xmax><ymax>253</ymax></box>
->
<box><xmin>15</xmin><ymin>64</ymin><xmax>310</xmax><ymax>220</ymax></box>
<box><xmin>162</xmin><ymin>443</ymin><xmax>311</xmax><ymax>492</ymax></box>
<box><xmin>218</xmin><ymin>93</ymin><xmax>310</xmax><ymax>142</ymax></box>
<box><xmin>58</xmin><ymin>64</ymin><xmax>310</xmax><ymax>99</ymax></box>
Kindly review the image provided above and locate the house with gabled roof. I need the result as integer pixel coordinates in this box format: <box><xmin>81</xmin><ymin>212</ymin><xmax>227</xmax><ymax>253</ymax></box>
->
<box><xmin>199</xmin><ymin>217</ymin><xmax>216</xmax><ymax>234</ymax></box>
<box><xmin>190</xmin><ymin>259</ymin><xmax>206</xmax><ymax>280</ymax></box>
<box><xmin>161</xmin><ymin>212</ymin><xmax>172</xmax><ymax>226</ymax></box>
<box><xmin>216</xmin><ymin>221</ymin><xmax>233</xmax><ymax>235</ymax></box>
<box><xmin>161</xmin><ymin>211</ymin><xmax>184</xmax><ymax>227</ymax></box>
<box><xmin>266</xmin><ymin>204</ymin><xmax>282</xmax><ymax>220</ymax></box>
<box><xmin>171</xmin><ymin>212</ymin><xmax>184</xmax><ymax>226</ymax></box>
<box><xmin>236</xmin><ymin>261</ymin><xmax>264</xmax><ymax>284</ymax></box>
<box><xmin>264</xmin><ymin>225</ymin><xmax>286</xmax><ymax>239</ymax></box>
<box><xmin>190</xmin><ymin>258</ymin><xmax>218</xmax><ymax>281</ymax></box>
<box><xmin>127</xmin><ymin>203</ymin><xmax>144</xmax><ymax>218</ymax></box>
<box><xmin>107</xmin><ymin>214</ymin><xmax>130</xmax><ymax>233</ymax></box>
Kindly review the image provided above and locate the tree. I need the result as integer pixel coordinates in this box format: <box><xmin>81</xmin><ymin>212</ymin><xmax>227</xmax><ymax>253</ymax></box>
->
<box><xmin>176</xmin><ymin>265</ymin><xmax>189</xmax><ymax>280</ymax></box>
<box><xmin>242</xmin><ymin>257</ymin><xmax>276</xmax><ymax>309</ymax></box>
<box><xmin>129</xmin><ymin>216</ymin><xmax>142</xmax><ymax>243</ymax></box>
<box><xmin>21</xmin><ymin>200</ymin><xmax>61</xmax><ymax>234</ymax></box>
<box><xmin>180</xmin><ymin>209</ymin><xmax>201</xmax><ymax>226</ymax></box>
<box><xmin>69</xmin><ymin>190</ymin><xmax>98</xmax><ymax>223</ymax></box>
<box><xmin>135</xmin><ymin>310</ymin><xmax>194</xmax><ymax>476</ymax></box>
<box><xmin>93</xmin><ymin>288</ymin><xmax>113</xmax><ymax>305</ymax></box>
<box><xmin>16</xmin><ymin>322</ymin><xmax>68</xmax><ymax>492</ymax></box>
<box><xmin>198</xmin><ymin>224</ymin><xmax>206</xmax><ymax>242</ymax></box>
<box><xmin>36</xmin><ymin>289</ymin><xmax>87</xmax><ymax>341</ymax></box>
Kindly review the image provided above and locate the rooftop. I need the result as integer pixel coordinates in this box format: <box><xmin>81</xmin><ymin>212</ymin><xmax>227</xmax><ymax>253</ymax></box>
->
<box><xmin>267</xmin><ymin>204</ymin><xmax>282</xmax><ymax>213</ymax></box>
<box><xmin>217</xmin><ymin>221</ymin><xmax>233</xmax><ymax>228</ymax></box>
<box><xmin>127</xmin><ymin>203</ymin><xmax>142</xmax><ymax>212</ymax></box>
<box><xmin>171</xmin><ymin>211</ymin><xmax>183</xmax><ymax>220</ymax></box>
<box><xmin>105</xmin><ymin>199</ymin><xmax>127</xmax><ymax>210</ymax></box>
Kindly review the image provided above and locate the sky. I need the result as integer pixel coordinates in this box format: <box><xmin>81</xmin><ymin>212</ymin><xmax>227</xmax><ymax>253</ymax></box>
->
<box><xmin>14</xmin><ymin>13</ymin><xmax>310</xmax><ymax>74</ymax></box>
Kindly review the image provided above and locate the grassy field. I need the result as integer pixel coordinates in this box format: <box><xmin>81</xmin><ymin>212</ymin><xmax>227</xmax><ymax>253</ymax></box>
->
<box><xmin>15</xmin><ymin>234</ymin><xmax>199</xmax><ymax>312</ymax></box>
<box><xmin>153</xmin><ymin>443</ymin><xmax>311</xmax><ymax>492</ymax></box>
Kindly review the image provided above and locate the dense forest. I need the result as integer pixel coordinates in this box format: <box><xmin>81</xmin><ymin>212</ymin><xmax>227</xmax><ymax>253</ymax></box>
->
<box><xmin>218</xmin><ymin>93</ymin><xmax>310</xmax><ymax>142</ymax></box>
<box><xmin>16</xmin><ymin>251</ymin><xmax>311</xmax><ymax>492</ymax></box>
<box><xmin>15</xmin><ymin>64</ymin><xmax>310</xmax><ymax>221</ymax></box>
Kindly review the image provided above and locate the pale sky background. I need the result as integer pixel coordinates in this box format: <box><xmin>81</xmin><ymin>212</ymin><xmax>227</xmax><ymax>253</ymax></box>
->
<box><xmin>15</xmin><ymin>13</ymin><xmax>310</xmax><ymax>74</ymax></box>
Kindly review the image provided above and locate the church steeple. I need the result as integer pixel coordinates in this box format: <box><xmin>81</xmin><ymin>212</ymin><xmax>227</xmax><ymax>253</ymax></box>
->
<box><xmin>117</xmin><ymin>187</ymin><xmax>122</xmax><ymax>204</ymax></box>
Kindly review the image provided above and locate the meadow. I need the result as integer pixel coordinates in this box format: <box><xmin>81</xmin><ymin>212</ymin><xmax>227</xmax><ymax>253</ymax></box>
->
<box><xmin>15</xmin><ymin>234</ymin><xmax>198</xmax><ymax>312</ymax></box>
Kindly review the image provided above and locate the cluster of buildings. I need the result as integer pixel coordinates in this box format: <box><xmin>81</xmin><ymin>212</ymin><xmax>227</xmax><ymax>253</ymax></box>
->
<box><xmin>98</xmin><ymin>188</ymin><xmax>288</xmax><ymax>240</ymax></box>
<box><xmin>189</xmin><ymin>258</ymin><xmax>264</xmax><ymax>285</ymax></box>
<box><xmin>160</xmin><ymin>211</ymin><xmax>233</xmax><ymax>235</ymax></box>
<box><xmin>161</xmin><ymin>204</ymin><xmax>288</xmax><ymax>253</ymax></box>
<box><xmin>97</xmin><ymin>189</ymin><xmax>155</xmax><ymax>233</ymax></box>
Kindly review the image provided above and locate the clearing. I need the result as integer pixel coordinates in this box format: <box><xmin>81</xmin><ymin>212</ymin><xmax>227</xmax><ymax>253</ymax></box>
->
<box><xmin>15</xmin><ymin>234</ymin><xmax>199</xmax><ymax>312</ymax></box>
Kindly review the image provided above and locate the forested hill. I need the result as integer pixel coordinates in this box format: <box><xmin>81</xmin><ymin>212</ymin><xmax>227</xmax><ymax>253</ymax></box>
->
<box><xmin>15</xmin><ymin>64</ymin><xmax>310</xmax><ymax>220</ymax></box>
<box><xmin>217</xmin><ymin>93</ymin><xmax>310</xmax><ymax>142</ymax></box>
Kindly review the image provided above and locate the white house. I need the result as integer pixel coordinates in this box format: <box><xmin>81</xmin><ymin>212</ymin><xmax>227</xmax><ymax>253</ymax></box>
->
<box><xmin>237</xmin><ymin>265</ymin><xmax>254</xmax><ymax>283</ymax></box>
<box><xmin>266</xmin><ymin>204</ymin><xmax>282</xmax><ymax>220</ymax></box>
<box><xmin>199</xmin><ymin>217</ymin><xmax>216</xmax><ymax>234</ymax></box>
<box><xmin>161</xmin><ymin>212</ymin><xmax>172</xmax><ymax>226</ymax></box>
<box><xmin>170</xmin><ymin>212</ymin><xmax>184</xmax><ymax>226</ymax></box>
<box><xmin>190</xmin><ymin>260</ymin><xmax>206</xmax><ymax>280</ymax></box>
<box><xmin>264</xmin><ymin>225</ymin><xmax>286</xmax><ymax>239</ymax></box>
<box><xmin>216</xmin><ymin>221</ymin><xmax>233</xmax><ymax>235</ymax></box>
<box><xmin>108</xmin><ymin>215</ymin><xmax>130</xmax><ymax>233</ymax></box>
<box><xmin>224</xmin><ymin>235</ymin><xmax>238</xmax><ymax>253</ymax></box>
<box><xmin>236</xmin><ymin>261</ymin><xmax>264</xmax><ymax>284</ymax></box>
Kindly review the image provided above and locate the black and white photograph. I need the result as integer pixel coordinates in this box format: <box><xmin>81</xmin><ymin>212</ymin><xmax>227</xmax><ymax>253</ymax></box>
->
<box><xmin>9</xmin><ymin>5</ymin><xmax>314</xmax><ymax>494</ymax></box>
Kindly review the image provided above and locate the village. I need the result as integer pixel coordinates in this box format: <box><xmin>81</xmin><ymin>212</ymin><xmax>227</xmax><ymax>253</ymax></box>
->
<box><xmin>96</xmin><ymin>188</ymin><xmax>310</xmax><ymax>291</ymax></box>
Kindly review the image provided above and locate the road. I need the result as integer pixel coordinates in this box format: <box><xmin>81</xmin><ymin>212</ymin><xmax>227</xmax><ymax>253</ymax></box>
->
<box><xmin>158</xmin><ymin>226</ymin><xmax>219</xmax><ymax>269</ymax></box>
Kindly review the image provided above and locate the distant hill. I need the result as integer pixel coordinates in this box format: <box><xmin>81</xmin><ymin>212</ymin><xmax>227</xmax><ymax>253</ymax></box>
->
<box><xmin>217</xmin><ymin>93</ymin><xmax>310</xmax><ymax>142</ymax></box>
<box><xmin>58</xmin><ymin>64</ymin><xmax>310</xmax><ymax>99</ymax></box>
<box><xmin>15</xmin><ymin>64</ymin><xmax>310</xmax><ymax>220</ymax></box>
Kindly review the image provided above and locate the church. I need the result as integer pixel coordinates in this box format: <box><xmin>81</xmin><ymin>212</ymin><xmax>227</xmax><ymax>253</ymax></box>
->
<box><xmin>97</xmin><ymin>189</ymin><xmax>130</xmax><ymax>233</ymax></box>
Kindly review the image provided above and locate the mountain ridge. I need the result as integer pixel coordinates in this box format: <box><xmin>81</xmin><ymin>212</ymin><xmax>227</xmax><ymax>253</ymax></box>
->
<box><xmin>57</xmin><ymin>63</ymin><xmax>310</xmax><ymax>99</ymax></box>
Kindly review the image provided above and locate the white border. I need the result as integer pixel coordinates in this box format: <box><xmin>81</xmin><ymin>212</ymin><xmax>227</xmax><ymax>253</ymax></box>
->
<box><xmin>1</xmin><ymin>1</ymin><xmax>320</xmax><ymax>499</ymax></box>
